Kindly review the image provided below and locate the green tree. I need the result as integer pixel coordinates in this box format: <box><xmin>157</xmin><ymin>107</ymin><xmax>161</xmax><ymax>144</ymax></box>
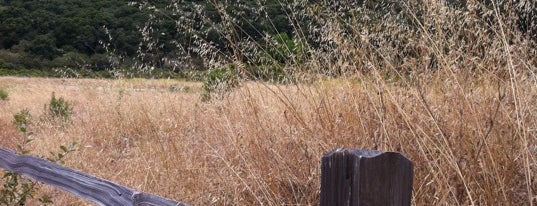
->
<box><xmin>27</xmin><ymin>35</ymin><xmax>61</xmax><ymax>60</ymax></box>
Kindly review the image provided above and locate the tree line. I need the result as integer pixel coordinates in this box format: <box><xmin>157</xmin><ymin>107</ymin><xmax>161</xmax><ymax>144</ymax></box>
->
<box><xmin>0</xmin><ymin>0</ymin><xmax>534</xmax><ymax>78</ymax></box>
<box><xmin>0</xmin><ymin>0</ymin><xmax>298</xmax><ymax>77</ymax></box>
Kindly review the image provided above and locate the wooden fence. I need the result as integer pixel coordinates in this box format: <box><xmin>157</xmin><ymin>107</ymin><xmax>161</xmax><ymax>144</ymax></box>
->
<box><xmin>0</xmin><ymin>147</ymin><xmax>413</xmax><ymax>206</ymax></box>
<box><xmin>0</xmin><ymin>147</ymin><xmax>187</xmax><ymax>206</ymax></box>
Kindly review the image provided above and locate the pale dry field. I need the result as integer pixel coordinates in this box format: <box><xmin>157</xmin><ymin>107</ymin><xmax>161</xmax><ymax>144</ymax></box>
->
<box><xmin>0</xmin><ymin>75</ymin><xmax>536</xmax><ymax>205</ymax></box>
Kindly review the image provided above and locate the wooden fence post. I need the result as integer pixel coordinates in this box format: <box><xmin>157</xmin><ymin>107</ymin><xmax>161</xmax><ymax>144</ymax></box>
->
<box><xmin>320</xmin><ymin>148</ymin><xmax>413</xmax><ymax>206</ymax></box>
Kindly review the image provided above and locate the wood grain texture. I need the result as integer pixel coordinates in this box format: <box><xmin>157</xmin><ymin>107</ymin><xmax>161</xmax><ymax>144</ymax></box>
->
<box><xmin>320</xmin><ymin>148</ymin><xmax>413</xmax><ymax>206</ymax></box>
<box><xmin>0</xmin><ymin>147</ymin><xmax>189</xmax><ymax>206</ymax></box>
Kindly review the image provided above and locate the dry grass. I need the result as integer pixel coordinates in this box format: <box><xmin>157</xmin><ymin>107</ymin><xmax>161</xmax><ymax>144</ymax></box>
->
<box><xmin>1</xmin><ymin>1</ymin><xmax>537</xmax><ymax>205</ymax></box>
<box><xmin>0</xmin><ymin>72</ymin><xmax>535</xmax><ymax>205</ymax></box>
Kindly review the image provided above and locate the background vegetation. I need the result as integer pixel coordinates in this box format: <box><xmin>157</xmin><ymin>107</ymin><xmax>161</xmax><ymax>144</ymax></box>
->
<box><xmin>0</xmin><ymin>0</ymin><xmax>142</xmax><ymax>74</ymax></box>
<box><xmin>0</xmin><ymin>0</ymin><xmax>309</xmax><ymax>77</ymax></box>
<box><xmin>1</xmin><ymin>0</ymin><xmax>533</xmax><ymax>79</ymax></box>
<box><xmin>0</xmin><ymin>0</ymin><xmax>536</xmax><ymax>205</ymax></box>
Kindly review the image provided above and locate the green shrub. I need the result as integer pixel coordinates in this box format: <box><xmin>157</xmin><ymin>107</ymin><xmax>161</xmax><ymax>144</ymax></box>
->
<box><xmin>45</xmin><ymin>92</ymin><xmax>73</xmax><ymax>124</ymax></box>
<box><xmin>13</xmin><ymin>109</ymin><xmax>31</xmax><ymax>134</ymax></box>
<box><xmin>0</xmin><ymin>88</ymin><xmax>8</xmax><ymax>100</ymax></box>
<box><xmin>201</xmin><ymin>66</ymin><xmax>239</xmax><ymax>102</ymax></box>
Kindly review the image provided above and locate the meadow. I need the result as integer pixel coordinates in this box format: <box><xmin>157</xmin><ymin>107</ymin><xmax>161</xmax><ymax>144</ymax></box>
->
<box><xmin>0</xmin><ymin>71</ymin><xmax>535</xmax><ymax>205</ymax></box>
<box><xmin>1</xmin><ymin>1</ymin><xmax>537</xmax><ymax>205</ymax></box>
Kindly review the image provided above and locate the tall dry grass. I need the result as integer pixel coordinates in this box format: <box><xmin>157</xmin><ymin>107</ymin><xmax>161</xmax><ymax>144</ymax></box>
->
<box><xmin>1</xmin><ymin>0</ymin><xmax>536</xmax><ymax>205</ymax></box>
<box><xmin>0</xmin><ymin>72</ymin><xmax>535</xmax><ymax>205</ymax></box>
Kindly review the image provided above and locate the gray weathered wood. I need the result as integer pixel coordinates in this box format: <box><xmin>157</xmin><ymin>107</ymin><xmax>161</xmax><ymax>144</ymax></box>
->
<box><xmin>133</xmin><ymin>193</ymin><xmax>186</xmax><ymax>206</ymax></box>
<box><xmin>320</xmin><ymin>148</ymin><xmax>413</xmax><ymax>206</ymax></box>
<box><xmin>0</xmin><ymin>147</ymin><xmax>189</xmax><ymax>206</ymax></box>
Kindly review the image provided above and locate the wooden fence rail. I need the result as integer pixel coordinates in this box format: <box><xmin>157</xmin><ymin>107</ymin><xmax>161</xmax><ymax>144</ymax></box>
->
<box><xmin>0</xmin><ymin>147</ymin><xmax>188</xmax><ymax>206</ymax></box>
<box><xmin>0</xmin><ymin>147</ymin><xmax>413</xmax><ymax>206</ymax></box>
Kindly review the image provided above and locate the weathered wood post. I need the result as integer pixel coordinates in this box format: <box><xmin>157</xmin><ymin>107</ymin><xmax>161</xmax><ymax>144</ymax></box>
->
<box><xmin>320</xmin><ymin>148</ymin><xmax>413</xmax><ymax>206</ymax></box>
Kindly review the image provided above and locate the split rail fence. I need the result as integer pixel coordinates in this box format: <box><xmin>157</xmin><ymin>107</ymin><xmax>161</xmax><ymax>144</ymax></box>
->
<box><xmin>0</xmin><ymin>147</ymin><xmax>413</xmax><ymax>206</ymax></box>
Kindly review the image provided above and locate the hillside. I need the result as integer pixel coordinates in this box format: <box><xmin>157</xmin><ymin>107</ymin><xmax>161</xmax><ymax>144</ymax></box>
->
<box><xmin>0</xmin><ymin>0</ymin><xmax>148</xmax><ymax>72</ymax></box>
<box><xmin>0</xmin><ymin>1</ymin><xmax>535</xmax><ymax>79</ymax></box>
<box><xmin>0</xmin><ymin>0</ymin><xmax>298</xmax><ymax>76</ymax></box>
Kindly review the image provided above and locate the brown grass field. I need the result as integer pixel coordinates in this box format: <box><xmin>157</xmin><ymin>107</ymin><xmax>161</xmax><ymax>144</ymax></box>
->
<box><xmin>0</xmin><ymin>72</ymin><xmax>535</xmax><ymax>205</ymax></box>
<box><xmin>1</xmin><ymin>1</ymin><xmax>537</xmax><ymax>205</ymax></box>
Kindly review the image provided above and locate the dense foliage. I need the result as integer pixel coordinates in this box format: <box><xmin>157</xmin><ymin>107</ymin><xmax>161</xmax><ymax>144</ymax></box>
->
<box><xmin>0</xmin><ymin>0</ymin><xmax>299</xmax><ymax>77</ymax></box>
<box><xmin>0</xmin><ymin>0</ymin><xmax>535</xmax><ymax>78</ymax></box>
<box><xmin>0</xmin><ymin>0</ymin><xmax>148</xmax><ymax>74</ymax></box>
